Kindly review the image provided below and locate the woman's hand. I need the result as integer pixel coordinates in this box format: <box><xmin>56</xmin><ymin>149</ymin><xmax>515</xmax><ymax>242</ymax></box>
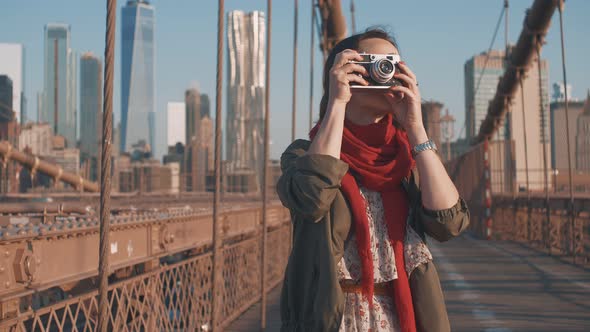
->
<box><xmin>386</xmin><ymin>62</ymin><xmax>427</xmax><ymax>144</ymax></box>
<box><xmin>328</xmin><ymin>49</ymin><xmax>369</xmax><ymax>106</ymax></box>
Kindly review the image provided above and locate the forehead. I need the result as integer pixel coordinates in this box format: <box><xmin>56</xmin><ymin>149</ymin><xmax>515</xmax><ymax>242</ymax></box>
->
<box><xmin>358</xmin><ymin>38</ymin><xmax>398</xmax><ymax>54</ymax></box>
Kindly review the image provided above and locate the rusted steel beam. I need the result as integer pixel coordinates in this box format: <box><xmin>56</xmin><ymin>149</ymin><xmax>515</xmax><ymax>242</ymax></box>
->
<box><xmin>0</xmin><ymin>141</ymin><xmax>99</xmax><ymax>192</ymax></box>
<box><xmin>475</xmin><ymin>0</ymin><xmax>558</xmax><ymax>143</ymax></box>
<box><xmin>317</xmin><ymin>0</ymin><xmax>347</xmax><ymax>56</ymax></box>
<box><xmin>0</xmin><ymin>203</ymin><xmax>92</xmax><ymax>215</ymax></box>
<box><xmin>0</xmin><ymin>204</ymin><xmax>289</xmax><ymax>300</ymax></box>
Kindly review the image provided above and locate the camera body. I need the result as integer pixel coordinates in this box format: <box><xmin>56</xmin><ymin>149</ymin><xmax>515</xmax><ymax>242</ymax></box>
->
<box><xmin>349</xmin><ymin>53</ymin><xmax>402</xmax><ymax>89</ymax></box>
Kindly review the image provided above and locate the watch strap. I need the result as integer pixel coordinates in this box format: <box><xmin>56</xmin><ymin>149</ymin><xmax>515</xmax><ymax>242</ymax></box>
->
<box><xmin>411</xmin><ymin>139</ymin><xmax>437</xmax><ymax>157</ymax></box>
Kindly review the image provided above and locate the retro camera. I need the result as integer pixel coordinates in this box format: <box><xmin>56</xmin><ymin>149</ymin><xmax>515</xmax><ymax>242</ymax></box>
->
<box><xmin>349</xmin><ymin>53</ymin><xmax>402</xmax><ymax>89</ymax></box>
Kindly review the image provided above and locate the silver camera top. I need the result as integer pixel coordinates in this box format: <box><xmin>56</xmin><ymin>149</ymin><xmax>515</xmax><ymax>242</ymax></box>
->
<box><xmin>349</xmin><ymin>53</ymin><xmax>402</xmax><ymax>89</ymax></box>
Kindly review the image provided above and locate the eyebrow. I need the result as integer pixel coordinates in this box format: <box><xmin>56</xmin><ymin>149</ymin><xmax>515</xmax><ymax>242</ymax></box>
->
<box><xmin>358</xmin><ymin>50</ymin><xmax>399</xmax><ymax>55</ymax></box>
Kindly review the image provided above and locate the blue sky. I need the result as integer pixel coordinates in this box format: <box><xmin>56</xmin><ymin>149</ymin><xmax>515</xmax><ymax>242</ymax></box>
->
<box><xmin>1</xmin><ymin>0</ymin><xmax>588</xmax><ymax>160</ymax></box>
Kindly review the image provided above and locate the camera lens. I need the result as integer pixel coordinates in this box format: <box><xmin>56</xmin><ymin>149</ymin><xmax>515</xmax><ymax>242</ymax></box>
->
<box><xmin>370</xmin><ymin>59</ymin><xmax>396</xmax><ymax>84</ymax></box>
<box><xmin>379</xmin><ymin>61</ymin><xmax>394</xmax><ymax>74</ymax></box>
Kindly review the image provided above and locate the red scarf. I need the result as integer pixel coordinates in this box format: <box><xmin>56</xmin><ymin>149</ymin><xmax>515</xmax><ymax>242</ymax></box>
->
<box><xmin>310</xmin><ymin>114</ymin><xmax>417</xmax><ymax>332</ymax></box>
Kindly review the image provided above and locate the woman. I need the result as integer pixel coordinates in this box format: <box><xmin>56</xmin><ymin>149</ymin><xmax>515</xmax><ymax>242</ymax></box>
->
<box><xmin>277</xmin><ymin>28</ymin><xmax>470</xmax><ymax>332</ymax></box>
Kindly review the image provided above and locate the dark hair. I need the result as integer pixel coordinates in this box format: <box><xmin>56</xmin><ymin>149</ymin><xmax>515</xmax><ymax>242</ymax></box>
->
<box><xmin>319</xmin><ymin>28</ymin><xmax>399</xmax><ymax>119</ymax></box>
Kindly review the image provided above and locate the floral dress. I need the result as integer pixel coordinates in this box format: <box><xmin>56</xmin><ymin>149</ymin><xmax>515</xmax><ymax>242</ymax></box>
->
<box><xmin>337</xmin><ymin>186</ymin><xmax>433</xmax><ymax>332</ymax></box>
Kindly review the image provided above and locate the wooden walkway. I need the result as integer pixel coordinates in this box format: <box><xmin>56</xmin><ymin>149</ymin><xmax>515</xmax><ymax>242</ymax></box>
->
<box><xmin>227</xmin><ymin>233</ymin><xmax>590</xmax><ymax>331</ymax></box>
<box><xmin>225</xmin><ymin>284</ymin><xmax>283</xmax><ymax>331</ymax></box>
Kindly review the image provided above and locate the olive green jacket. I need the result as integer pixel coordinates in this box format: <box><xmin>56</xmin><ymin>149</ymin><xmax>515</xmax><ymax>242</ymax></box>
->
<box><xmin>276</xmin><ymin>139</ymin><xmax>470</xmax><ymax>332</ymax></box>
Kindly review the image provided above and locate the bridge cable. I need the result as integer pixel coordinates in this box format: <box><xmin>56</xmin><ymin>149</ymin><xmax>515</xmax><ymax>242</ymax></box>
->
<box><xmin>261</xmin><ymin>0</ymin><xmax>272</xmax><ymax>328</ymax></box>
<box><xmin>457</xmin><ymin>4</ymin><xmax>505</xmax><ymax>141</ymax></box>
<box><xmin>556</xmin><ymin>0</ymin><xmax>576</xmax><ymax>263</ymax></box>
<box><xmin>309</xmin><ymin>0</ymin><xmax>316</xmax><ymax>131</ymax></box>
<box><xmin>350</xmin><ymin>0</ymin><xmax>356</xmax><ymax>34</ymax></box>
<box><xmin>292</xmin><ymin>0</ymin><xmax>298</xmax><ymax>142</ymax></box>
<box><xmin>97</xmin><ymin>0</ymin><xmax>116</xmax><ymax>331</ymax></box>
<box><xmin>535</xmin><ymin>36</ymin><xmax>551</xmax><ymax>250</ymax></box>
<box><xmin>211</xmin><ymin>0</ymin><xmax>225</xmax><ymax>329</ymax></box>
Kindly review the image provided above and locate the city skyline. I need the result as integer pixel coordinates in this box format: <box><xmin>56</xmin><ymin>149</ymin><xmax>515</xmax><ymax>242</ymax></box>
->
<box><xmin>120</xmin><ymin>0</ymin><xmax>156</xmax><ymax>154</ymax></box>
<box><xmin>226</xmin><ymin>10</ymin><xmax>266</xmax><ymax>182</ymax></box>
<box><xmin>167</xmin><ymin>101</ymin><xmax>185</xmax><ymax>147</ymax></box>
<box><xmin>0</xmin><ymin>1</ymin><xmax>588</xmax><ymax>161</ymax></box>
<box><xmin>79</xmin><ymin>52</ymin><xmax>102</xmax><ymax>157</ymax></box>
<box><xmin>0</xmin><ymin>43</ymin><xmax>25</xmax><ymax>123</ymax></box>
<box><xmin>41</xmin><ymin>23</ymin><xmax>77</xmax><ymax>149</ymax></box>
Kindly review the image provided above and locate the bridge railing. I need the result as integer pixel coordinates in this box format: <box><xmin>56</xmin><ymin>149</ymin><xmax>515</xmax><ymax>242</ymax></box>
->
<box><xmin>448</xmin><ymin>139</ymin><xmax>588</xmax><ymax>267</ymax></box>
<box><xmin>492</xmin><ymin>194</ymin><xmax>589</xmax><ymax>266</ymax></box>
<box><xmin>0</xmin><ymin>203</ymin><xmax>291</xmax><ymax>331</ymax></box>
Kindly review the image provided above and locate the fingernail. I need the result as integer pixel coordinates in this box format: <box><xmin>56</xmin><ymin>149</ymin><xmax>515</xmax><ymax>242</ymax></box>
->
<box><xmin>400</xmin><ymin>61</ymin><xmax>406</xmax><ymax>65</ymax></box>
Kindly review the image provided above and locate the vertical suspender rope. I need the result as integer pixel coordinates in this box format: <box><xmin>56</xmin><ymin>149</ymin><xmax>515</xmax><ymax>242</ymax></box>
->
<box><xmin>211</xmin><ymin>0</ymin><xmax>224</xmax><ymax>329</ymax></box>
<box><xmin>98</xmin><ymin>1</ymin><xmax>116</xmax><ymax>331</ymax></box>
<box><xmin>518</xmin><ymin>73</ymin><xmax>531</xmax><ymax>244</ymax></box>
<box><xmin>536</xmin><ymin>36</ymin><xmax>551</xmax><ymax>252</ymax></box>
<box><xmin>309</xmin><ymin>0</ymin><xmax>316</xmax><ymax>131</ymax></box>
<box><xmin>350</xmin><ymin>0</ymin><xmax>356</xmax><ymax>34</ymax></box>
<box><xmin>519</xmin><ymin>75</ymin><xmax>530</xmax><ymax>198</ymax></box>
<box><xmin>557</xmin><ymin>0</ymin><xmax>576</xmax><ymax>263</ymax></box>
<box><xmin>261</xmin><ymin>0</ymin><xmax>272</xmax><ymax>328</ymax></box>
<box><xmin>292</xmin><ymin>0</ymin><xmax>298</xmax><ymax>143</ymax></box>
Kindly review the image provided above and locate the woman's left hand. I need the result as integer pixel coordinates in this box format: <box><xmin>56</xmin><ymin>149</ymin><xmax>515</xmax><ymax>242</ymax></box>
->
<box><xmin>386</xmin><ymin>62</ymin><xmax>425</xmax><ymax>138</ymax></box>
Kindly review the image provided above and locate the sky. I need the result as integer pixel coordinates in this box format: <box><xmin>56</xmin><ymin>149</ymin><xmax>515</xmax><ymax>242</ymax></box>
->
<box><xmin>1</xmin><ymin>0</ymin><xmax>589</xmax><ymax>161</ymax></box>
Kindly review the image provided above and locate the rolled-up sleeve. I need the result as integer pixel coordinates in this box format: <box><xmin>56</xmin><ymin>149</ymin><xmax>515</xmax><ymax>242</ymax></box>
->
<box><xmin>419</xmin><ymin>197</ymin><xmax>470</xmax><ymax>242</ymax></box>
<box><xmin>276</xmin><ymin>140</ymin><xmax>349</xmax><ymax>223</ymax></box>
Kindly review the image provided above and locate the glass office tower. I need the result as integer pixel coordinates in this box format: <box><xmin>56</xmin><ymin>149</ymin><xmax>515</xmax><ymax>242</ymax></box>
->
<box><xmin>42</xmin><ymin>23</ymin><xmax>77</xmax><ymax>148</ymax></box>
<box><xmin>120</xmin><ymin>0</ymin><xmax>155</xmax><ymax>153</ymax></box>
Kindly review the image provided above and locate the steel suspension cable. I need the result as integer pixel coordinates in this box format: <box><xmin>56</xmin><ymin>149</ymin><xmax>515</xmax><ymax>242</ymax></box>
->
<box><xmin>292</xmin><ymin>0</ymin><xmax>298</xmax><ymax>142</ymax></box>
<box><xmin>536</xmin><ymin>37</ymin><xmax>551</xmax><ymax>250</ymax></box>
<box><xmin>557</xmin><ymin>0</ymin><xmax>575</xmax><ymax>263</ymax></box>
<box><xmin>519</xmin><ymin>75</ymin><xmax>530</xmax><ymax>198</ymax></box>
<box><xmin>456</xmin><ymin>4</ymin><xmax>506</xmax><ymax>142</ymax></box>
<box><xmin>211</xmin><ymin>0</ymin><xmax>224</xmax><ymax>329</ymax></box>
<box><xmin>260</xmin><ymin>0</ymin><xmax>272</xmax><ymax>328</ymax></box>
<box><xmin>98</xmin><ymin>0</ymin><xmax>116</xmax><ymax>331</ymax></box>
<box><xmin>309</xmin><ymin>0</ymin><xmax>316</xmax><ymax>131</ymax></box>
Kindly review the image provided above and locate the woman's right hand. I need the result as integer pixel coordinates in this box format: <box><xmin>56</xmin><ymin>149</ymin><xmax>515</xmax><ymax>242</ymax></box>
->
<box><xmin>328</xmin><ymin>49</ymin><xmax>369</xmax><ymax>105</ymax></box>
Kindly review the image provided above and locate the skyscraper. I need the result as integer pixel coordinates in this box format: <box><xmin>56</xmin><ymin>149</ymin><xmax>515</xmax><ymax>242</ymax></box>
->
<box><xmin>167</xmin><ymin>102</ymin><xmax>185</xmax><ymax>147</ymax></box>
<box><xmin>0</xmin><ymin>76</ymin><xmax>12</xmax><ymax>121</ymax></box>
<box><xmin>42</xmin><ymin>23</ymin><xmax>77</xmax><ymax>148</ymax></box>
<box><xmin>121</xmin><ymin>0</ymin><xmax>155</xmax><ymax>153</ymax></box>
<box><xmin>505</xmin><ymin>53</ymin><xmax>550</xmax><ymax>191</ymax></box>
<box><xmin>0</xmin><ymin>43</ymin><xmax>25</xmax><ymax>123</ymax></box>
<box><xmin>0</xmin><ymin>75</ymin><xmax>18</xmax><ymax>193</ymax></box>
<box><xmin>550</xmin><ymin>99</ymin><xmax>583</xmax><ymax>171</ymax></box>
<box><xmin>79</xmin><ymin>53</ymin><xmax>103</xmax><ymax>181</ymax></box>
<box><xmin>79</xmin><ymin>53</ymin><xmax>102</xmax><ymax>157</ymax></box>
<box><xmin>575</xmin><ymin>93</ymin><xmax>590</xmax><ymax>172</ymax></box>
<box><xmin>200</xmin><ymin>93</ymin><xmax>210</xmax><ymax>118</ymax></box>
<box><xmin>226</xmin><ymin>10</ymin><xmax>265</xmax><ymax>186</ymax></box>
<box><xmin>464</xmin><ymin>50</ymin><xmax>505</xmax><ymax>140</ymax></box>
<box><xmin>185</xmin><ymin>88</ymin><xmax>201</xmax><ymax>145</ymax></box>
<box><xmin>421</xmin><ymin>101</ymin><xmax>443</xmax><ymax>150</ymax></box>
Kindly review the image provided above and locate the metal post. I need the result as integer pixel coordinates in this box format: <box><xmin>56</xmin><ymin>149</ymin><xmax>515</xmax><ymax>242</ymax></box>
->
<box><xmin>504</xmin><ymin>0</ymin><xmax>509</xmax><ymax>53</ymax></box>
<box><xmin>350</xmin><ymin>0</ymin><xmax>356</xmax><ymax>34</ymax></box>
<box><xmin>519</xmin><ymin>74</ymin><xmax>531</xmax><ymax>243</ymax></box>
<box><xmin>98</xmin><ymin>1</ymin><xmax>116</xmax><ymax>331</ymax></box>
<box><xmin>292</xmin><ymin>0</ymin><xmax>298</xmax><ymax>142</ymax></box>
<box><xmin>261</xmin><ymin>0</ymin><xmax>272</xmax><ymax>329</ymax></box>
<box><xmin>53</xmin><ymin>39</ymin><xmax>58</xmax><ymax>135</ymax></box>
<box><xmin>536</xmin><ymin>37</ymin><xmax>551</xmax><ymax>252</ymax></box>
<box><xmin>557</xmin><ymin>1</ymin><xmax>576</xmax><ymax>263</ymax></box>
<box><xmin>211</xmin><ymin>0</ymin><xmax>224</xmax><ymax>329</ymax></box>
<box><xmin>503</xmin><ymin>0</ymin><xmax>512</xmax><ymax>197</ymax></box>
<box><xmin>519</xmin><ymin>75</ymin><xmax>530</xmax><ymax>197</ymax></box>
<box><xmin>309</xmin><ymin>0</ymin><xmax>316</xmax><ymax>131</ymax></box>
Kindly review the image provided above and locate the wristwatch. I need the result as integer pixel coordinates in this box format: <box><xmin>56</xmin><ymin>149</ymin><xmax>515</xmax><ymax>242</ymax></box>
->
<box><xmin>411</xmin><ymin>139</ymin><xmax>437</xmax><ymax>157</ymax></box>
